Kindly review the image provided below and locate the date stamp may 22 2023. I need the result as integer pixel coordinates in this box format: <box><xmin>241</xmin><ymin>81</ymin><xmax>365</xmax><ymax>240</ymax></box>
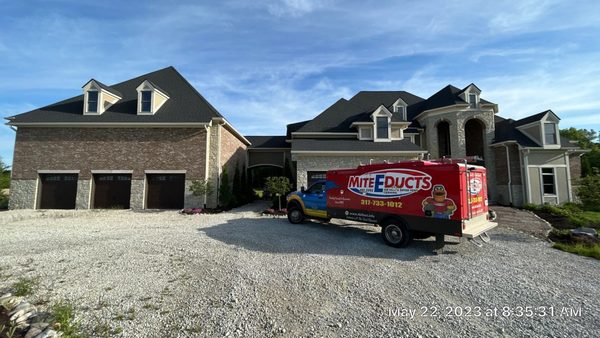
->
<box><xmin>389</xmin><ymin>305</ymin><xmax>583</xmax><ymax>320</ymax></box>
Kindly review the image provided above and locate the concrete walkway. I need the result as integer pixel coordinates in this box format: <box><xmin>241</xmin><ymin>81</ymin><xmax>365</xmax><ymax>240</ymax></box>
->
<box><xmin>492</xmin><ymin>205</ymin><xmax>552</xmax><ymax>240</ymax></box>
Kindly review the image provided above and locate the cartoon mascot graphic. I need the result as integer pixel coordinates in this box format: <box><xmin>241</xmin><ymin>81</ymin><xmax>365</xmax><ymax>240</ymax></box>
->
<box><xmin>422</xmin><ymin>184</ymin><xmax>456</xmax><ymax>219</ymax></box>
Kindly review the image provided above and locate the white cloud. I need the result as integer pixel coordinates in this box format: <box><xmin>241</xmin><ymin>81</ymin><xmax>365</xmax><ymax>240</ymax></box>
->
<box><xmin>265</xmin><ymin>0</ymin><xmax>329</xmax><ymax>17</ymax></box>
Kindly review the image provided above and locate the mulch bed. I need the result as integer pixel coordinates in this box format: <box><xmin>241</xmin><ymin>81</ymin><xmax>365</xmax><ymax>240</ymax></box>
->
<box><xmin>531</xmin><ymin>211</ymin><xmax>573</xmax><ymax>230</ymax></box>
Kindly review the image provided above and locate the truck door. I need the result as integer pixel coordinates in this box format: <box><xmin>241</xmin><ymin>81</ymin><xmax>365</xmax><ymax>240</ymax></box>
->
<box><xmin>302</xmin><ymin>181</ymin><xmax>327</xmax><ymax>218</ymax></box>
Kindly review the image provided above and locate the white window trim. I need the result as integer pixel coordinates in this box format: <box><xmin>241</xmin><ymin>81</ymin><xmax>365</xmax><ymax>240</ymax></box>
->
<box><xmin>542</xmin><ymin>122</ymin><xmax>560</xmax><ymax>148</ymax></box>
<box><xmin>468</xmin><ymin>93</ymin><xmax>478</xmax><ymax>109</ymax></box>
<box><xmin>392</xmin><ymin>98</ymin><xmax>407</xmax><ymax>120</ymax></box>
<box><xmin>136</xmin><ymin>80</ymin><xmax>170</xmax><ymax>115</ymax></box>
<box><xmin>371</xmin><ymin>105</ymin><xmax>392</xmax><ymax>142</ymax></box>
<box><xmin>539</xmin><ymin>167</ymin><xmax>559</xmax><ymax>203</ymax></box>
<box><xmin>85</xmin><ymin>89</ymin><xmax>100</xmax><ymax>115</ymax></box>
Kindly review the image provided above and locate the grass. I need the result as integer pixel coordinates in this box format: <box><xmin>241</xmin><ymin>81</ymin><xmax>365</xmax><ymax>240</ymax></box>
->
<box><xmin>50</xmin><ymin>302</ymin><xmax>84</xmax><ymax>338</ymax></box>
<box><xmin>523</xmin><ymin>203</ymin><xmax>600</xmax><ymax>228</ymax></box>
<box><xmin>553</xmin><ymin>242</ymin><xmax>600</xmax><ymax>260</ymax></box>
<box><xmin>12</xmin><ymin>277</ymin><xmax>39</xmax><ymax>296</ymax></box>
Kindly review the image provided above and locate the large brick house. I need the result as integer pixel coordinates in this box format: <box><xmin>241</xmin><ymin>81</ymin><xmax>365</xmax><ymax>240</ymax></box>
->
<box><xmin>249</xmin><ymin>84</ymin><xmax>585</xmax><ymax>206</ymax></box>
<box><xmin>6</xmin><ymin>72</ymin><xmax>585</xmax><ymax>209</ymax></box>
<box><xmin>6</xmin><ymin>67</ymin><xmax>248</xmax><ymax>209</ymax></box>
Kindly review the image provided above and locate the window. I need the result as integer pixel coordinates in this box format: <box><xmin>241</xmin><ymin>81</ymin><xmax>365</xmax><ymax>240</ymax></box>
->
<box><xmin>87</xmin><ymin>91</ymin><xmax>98</xmax><ymax>113</ymax></box>
<box><xmin>306</xmin><ymin>182</ymin><xmax>325</xmax><ymax>194</ymax></box>
<box><xmin>359</xmin><ymin>127</ymin><xmax>372</xmax><ymax>139</ymax></box>
<box><xmin>469</xmin><ymin>93</ymin><xmax>477</xmax><ymax>109</ymax></box>
<box><xmin>541</xmin><ymin>168</ymin><xmax>556</xmax><ymax>195</ymax></box>
<box><xmin>414</xmin><ymin>134</ymin><xmax>421</xmax><ymax>146</ymax></box>
<box><xmin>544</xmin><ymin>123</ymin><xmax>557</xmax><ymax>145</ymax></box>
<box><xmin>141</xmin><ymin>91</ymin><xmax>152</xmax><ymax>112</ymax></box>
<box><xmin>395</xmin><ymin>106</ymin><xmax>406</xmax><ymax>119</ymax></box>
<box><xmin>376</xmin><ymin>117</ymin><xmax>389</xmax><ymax>139</ymax></box>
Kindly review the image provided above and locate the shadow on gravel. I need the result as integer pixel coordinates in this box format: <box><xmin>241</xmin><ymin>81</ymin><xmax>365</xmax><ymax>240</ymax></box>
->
<box><xmin>200</xmin><ymin>217</ymin><xmax>454</xmax><ymax>260</ymax></box>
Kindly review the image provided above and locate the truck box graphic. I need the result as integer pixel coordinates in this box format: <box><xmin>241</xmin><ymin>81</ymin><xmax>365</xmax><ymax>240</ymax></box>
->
<box><xmin>287</xmin><ymin>160</ymin><xmax>497</xmax><ymax>249</ymax></box>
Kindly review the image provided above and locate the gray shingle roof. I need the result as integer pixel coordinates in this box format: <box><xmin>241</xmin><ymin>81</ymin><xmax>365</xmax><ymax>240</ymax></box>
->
<box><xmin>493</xmin><ymin>115</ymin><xmax>579</xmax><ymax>149</ymax></box>
<box><xmin>291</xmin><ymin>139</ymin><xmax>425</xmax><ymax>152</ymax></box>
<box><xmin>7</xmin><ymin>66</ymin><xmax>223</xmax><ymax>124</ymax></box>
<box><xmin>512</xmin><ymin>110</ymin><xmax>555</xmax><ymax>127</ymax></box>
<box><xmin>293</xmin><ymin>84</ymin><xmax>496</xmax><ymax>134</ymax></box>
<box><xmin>246</xmin><ymin>136</ymin><xmax>289</xmax><ymax>149</ymax></box>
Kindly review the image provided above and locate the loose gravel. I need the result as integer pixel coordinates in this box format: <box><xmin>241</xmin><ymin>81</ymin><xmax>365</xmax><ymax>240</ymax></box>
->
<box><xmin>0</xmin><ymin>203</ymin><xmax>598</xmax><ymax>338</ymax></box>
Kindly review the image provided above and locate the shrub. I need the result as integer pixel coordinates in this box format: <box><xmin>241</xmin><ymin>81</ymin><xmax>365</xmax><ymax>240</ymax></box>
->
<box><xmin>219</xmin><ymin>165</ymin><xmax>232</xmax><ymax>207</ymax></box>
<box><xmin>189</xmin><ymin>179</ymin><xmax>214</xmax><ymax>207</ymax></box>
<box><xmin>576</xmin><ymin>175</ymin><xmax>600</xmax><ymax>211</ymax></box>
<box><xmin>0</xmin><ymin>194</ymin><xmax>8</xmax><ymax>210</ymax></box>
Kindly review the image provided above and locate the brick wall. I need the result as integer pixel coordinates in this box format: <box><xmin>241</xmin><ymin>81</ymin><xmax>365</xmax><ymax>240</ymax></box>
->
<box><xmin>12</xmin><ymin>127</ymin><xmax>207</xmax><ymax>180</ymax></box>
<box><xmin>219</xmin><ymin>126</ymin><xmax>248</xmax><ymax>178</ymax></box>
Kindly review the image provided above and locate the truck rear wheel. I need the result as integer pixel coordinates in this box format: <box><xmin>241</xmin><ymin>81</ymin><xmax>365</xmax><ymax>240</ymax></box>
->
<box><xmin>287</xmin><ymin>206</ymin><xmax>304</xmax><ymax>224</ymax></box>
<box><xmin>381</xmin><ymin>221</ymin><xmax>411</xmax><ymax>248</ymax></box>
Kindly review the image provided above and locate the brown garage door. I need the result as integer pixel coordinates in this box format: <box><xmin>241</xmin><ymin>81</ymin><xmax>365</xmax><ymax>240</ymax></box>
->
<box><xmin>39</xmin><ymin>174</ymin><xmax>78</xmax><ymax>209</ymax></box>
<box><xmin>93</xmin><ymin>174</ymin><xmax>132</xmax><ymax>209</ymax></box>
<box><xmin>146</xmin><ymin>174</ymin><xmax>185</xmax><ymax>209</ymax></box>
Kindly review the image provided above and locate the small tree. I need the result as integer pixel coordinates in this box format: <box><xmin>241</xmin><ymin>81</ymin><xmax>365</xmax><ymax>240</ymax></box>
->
<box><xmin>219</xmin><ymin>165</ymin><xmax>233</xmax><ymax>208</ymax></box>
<box><xmin>189</xmin><ymin>179</ymin><xmax>214</xmax><ymax>207</ymax></box>
<box><xmin>240</xmin><ymin>164</ymin><xmax>249</xmax><ymax>203</ymax></box>
<box><xmin>576</xmin><ymin>175</ymin><xmax>600</xmax><ymax>211</ymax></box>
<box><xmin>232</xmin><ymin>161</ymin><xmax>242</xmax><ymax>206</ymax></box>
<box><xmin>265</xmin><ymin>176</ymin><xmax>292</xmax><ymax>211</ymax></box>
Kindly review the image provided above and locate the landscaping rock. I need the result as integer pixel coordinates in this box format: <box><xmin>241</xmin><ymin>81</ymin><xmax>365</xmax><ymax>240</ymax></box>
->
<box><xmin>25</xmin><ymin>327</ymin><xmax>43</xmax><ymax>338</ymax></box>
<box><xmin>0</xmin><ymin>295</ymin><xmax>22</xmax><ymax>311</ymax></box>
<box><xmin>571</xmin><ymin>227</ymin><xmax>598</xmax><ymax>238</ymax></box>
<box><xmin>34</xmin><ymin>328</ymin><xmax>61</xmax><ymax>338</ymax></box>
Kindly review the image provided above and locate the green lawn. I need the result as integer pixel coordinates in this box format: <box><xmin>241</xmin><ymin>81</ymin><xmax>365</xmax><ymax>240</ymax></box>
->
<box><xmin>553</xmin><ymin>242</ymin><xmax>600</xmax><ymax>260</ymax></box>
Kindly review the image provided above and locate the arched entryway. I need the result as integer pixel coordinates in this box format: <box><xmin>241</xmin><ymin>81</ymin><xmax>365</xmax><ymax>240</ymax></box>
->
<box><xmin>248</xmin><ymin>165</ymin><xmax>283</xmax><ymax>188</ymax></box>
<box><xmin>465</xmin><ymin>118</ymin><xmax>486</xmax><ymax>161</ymax></box>
<box><xmin>437</xmin><ymin>120</ymin><xmax>451</xmax><ymax>158</ymax></box>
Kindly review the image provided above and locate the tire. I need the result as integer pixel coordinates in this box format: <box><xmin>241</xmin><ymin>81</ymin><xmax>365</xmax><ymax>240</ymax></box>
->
<box><xmin>287</xmin><ymin>205</ymin><xmax>304</xmax><ymax>224</ymax></box>
<box><xmin>381</xmin><ymin>220</ymin><xmax>412</xmax><ymax>248</ymax></box>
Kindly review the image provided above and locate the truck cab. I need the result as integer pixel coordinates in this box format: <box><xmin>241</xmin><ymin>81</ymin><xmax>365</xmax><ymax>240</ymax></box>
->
<box><xmin>286</xmin><ymin>180</ymin><xmax>328</xmax><ymax>223</ymax></box>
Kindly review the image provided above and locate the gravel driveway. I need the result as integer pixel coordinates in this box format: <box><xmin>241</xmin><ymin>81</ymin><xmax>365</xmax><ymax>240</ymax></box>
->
<box><xmin>0</xmin><ymin>203</ymin><xmax>598</xmax><ymax>338</ymax></box>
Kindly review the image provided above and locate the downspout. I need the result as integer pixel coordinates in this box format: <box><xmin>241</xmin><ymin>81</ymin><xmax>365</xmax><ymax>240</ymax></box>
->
<box><xmin>504</xmin><ymin>144</ymin><xmax>513</xmax><ymax>206</ymax></box>
<box><xmin>522</xmin><ymin>149</ymin><xmax>531</xmax><ymax>204</ymax></box>
<box><xmin>564</xmin><ymin>152</ymin><xmax>573</xmax><ymax>202</ymax></box>
<box><xmin>204</xmin><ymin>124</ymin><xmax>211</xmax><ymax>208</ymax></box>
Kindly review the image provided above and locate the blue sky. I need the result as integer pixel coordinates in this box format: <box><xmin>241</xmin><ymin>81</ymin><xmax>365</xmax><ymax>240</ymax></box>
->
<box><xmin>1</xmin><ymin>0</ymin><xmax>600</xmax><ymax>166</ymax></box>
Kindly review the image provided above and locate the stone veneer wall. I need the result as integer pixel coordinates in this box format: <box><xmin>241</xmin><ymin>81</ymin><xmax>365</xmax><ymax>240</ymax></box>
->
<box><xmin>293</xmin><ymin>155</ymin><xmax>419</xmax><ymax>188</ymax></box>
<box><xmin>419</xmin><ymin>109</ymin><xmax>498</xmax><ymax>202</ymax></box>
<box><xmin>8</xmin><ymin>180</ymin><xmax>37</xmax><ymax>209</ymax></box>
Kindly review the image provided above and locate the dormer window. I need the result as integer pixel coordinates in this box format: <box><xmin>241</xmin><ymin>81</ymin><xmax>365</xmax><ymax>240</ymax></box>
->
<box><xmin>469</xmin><ymin>93</ymin><xmax>478</xmax><ymax>109</ymax></box>
<box><xmin>376</xmin><ymin>117</ymin><xmax>389</xmax><ymax>139</ymax></box>
<box><xmin>87</xmin><ymin>91</ymin><xmax>98</xmax><ymax>113</ymax></box>
<box><xmin>82</xmin><ymin>79</ymin><xmax>122</xmax><ymax>115</ymax></box>
<box><xmin>395</xmin><ymin>105</ymin><xmax>406</xmax><ymax>120</ymax></box>
<box><xmin>136</xmin><ymin>80</ymin><xmax>169</xmax><ymax>115</ymax></box>
<box><xmin>141</xmin><ymin>91</ymin><xmax>152</xmax><ymax>113</ymax></box>
<box><xmin>544</xmin><ymin>122</ymin><xmax>558</xmax><ymax>145</ymax></box>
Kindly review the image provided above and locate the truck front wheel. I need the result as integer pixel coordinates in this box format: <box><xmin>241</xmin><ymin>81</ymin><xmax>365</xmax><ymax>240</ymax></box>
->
<box><xmin>381</xmin><ymin>221</ymin><xmax>411</xmax><ymax>248</ymax></box>
<box><xmin>287</xmin><ymin>206</ymin><xmax>304</xmax><ymax>224</ymax></box>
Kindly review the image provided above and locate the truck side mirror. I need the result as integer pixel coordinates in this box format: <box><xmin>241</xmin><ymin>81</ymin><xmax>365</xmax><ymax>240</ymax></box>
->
<box><xmin>300</xmin><ymin>186</ymin><xmax>305</xmax><ymax>193</ymax></box>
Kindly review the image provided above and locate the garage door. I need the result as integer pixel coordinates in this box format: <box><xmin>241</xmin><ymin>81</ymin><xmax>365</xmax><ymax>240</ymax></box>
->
<box><xmin>39</xmin><ymin>174</ymin><xmax>78</xmax><ymax>209</ymax></box>
<box><xmin>146</xmin><ymin>174</ymin><xmax>185</xmax><ymax>209</ymax></box>
<box><xmin>93</xmin><ymin>174</ymin><xmax>132</xmax><ymax>209</ymax></box>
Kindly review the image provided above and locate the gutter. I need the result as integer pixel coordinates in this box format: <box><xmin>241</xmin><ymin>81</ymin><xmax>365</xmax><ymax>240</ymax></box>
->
<box><xmin>504</xmin><ymin>144</ymin><xmax>513</xmax><ymax>205</ymax></box>
<box><xmin>211</xmin><ymin>117</ymin><xmax>252</xmax><ymax>146</ymax></box>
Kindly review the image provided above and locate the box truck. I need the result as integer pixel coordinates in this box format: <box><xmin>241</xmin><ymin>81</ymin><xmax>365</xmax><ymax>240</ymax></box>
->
<box><xmin>286</xmin><ymin>159</ymin><xmax>497</xmax><ymax>249</ymax></box>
